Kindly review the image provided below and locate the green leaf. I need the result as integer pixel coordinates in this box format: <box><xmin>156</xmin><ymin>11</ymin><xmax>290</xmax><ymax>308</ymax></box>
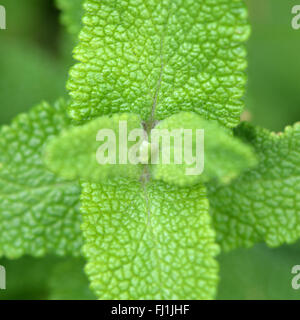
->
<box><xmin>208</xmin><ymin>122</ymin><xmax>300</xmax><ymax>251</ymax></box>
<box><xmin>0</xmin><ymin>100</ymin><xmax>83</xmax><ymax>259</ymax></box>
<box><xmin>44</xmin><ymin>111</ymin><xmax>256</xmax><ymax>186</ymax></box>
<box><xmin>44</xmin><ymin>113</ymin><xmax>144</xmax><ymax>182</ymax></box>
<box><xmin>81</xmin><ymin>178</ymin><xmax>219</xmax><ymax>299</ymax></box>
<box><xmin>56</xmin><ymin>0</ymin><xmax>84</xmax><ymax>37</ymax></box>
<box><xmin>151</xmin><ymin>112</ymin><xmax>257</xmax><ymax>187</ymax></box>
<box><xmin>68</xmin><ymin>0</ymin><xmax>249</xmax><ymax>128</ymax></box>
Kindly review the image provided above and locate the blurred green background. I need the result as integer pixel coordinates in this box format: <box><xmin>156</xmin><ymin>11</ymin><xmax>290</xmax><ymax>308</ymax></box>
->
<box><xmin>0</xmin><ymin>0</ymin><xmax>300</xmax><ymax>300</ymax></box>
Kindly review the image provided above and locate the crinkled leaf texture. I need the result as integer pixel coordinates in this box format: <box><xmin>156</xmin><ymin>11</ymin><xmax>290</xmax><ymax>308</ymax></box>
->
<box><xmin>0</xmin><ymin>100</ymin><xmax>82</xmax><ymax>259</ymax></box>
<box><xmin>151</xmin><ymin>112</ymin><xmax>257</xmax><ymax>186</ymax></box>
<box><xmin>44</xmin><ymin>113</ymin><xmax>144</xmax><ymax>182</ymax></box>
<box><xmin>208</xmin><ymin>122</ymin><xmax>300</xmax><ymax>251</ymax></box>
<box><xmin>60</xmin><ymin>0</ymin><xmax>249</xmax><ymax>299</ymax></box>
<box><xmin>68</xmin><ymin>0</ymin><xmax>249</xmax><ymax>127</ymax></box>
<box><xmin>44</xmin><ymin>111</ymin><xmax>256</xmax><ymax>187</ymax></box>
<box><xmin>81</xmin><ymin>178</ymin><xmax>219</xmax><ymax>300</ymax></box>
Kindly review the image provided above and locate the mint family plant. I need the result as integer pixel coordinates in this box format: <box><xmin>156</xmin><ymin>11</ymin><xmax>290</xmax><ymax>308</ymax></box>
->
<box><xmin>0</xmin><ymin>0</ymin><xmax>299</xmax><ymax>300</ymax></box>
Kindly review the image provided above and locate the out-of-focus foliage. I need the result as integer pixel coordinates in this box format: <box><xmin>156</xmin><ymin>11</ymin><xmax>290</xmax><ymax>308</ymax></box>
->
<box><xmin>0</xmin><ymin>0</ymin><xmax>69</xmax><ymax>125</ymax></box>
<box><xmin>0</xmin><ymin>40</ymin><xmax>67</xmax><ymax>125</ymax></box>
<box><xmin>217</xmin><ymin>243</ymin><xmax>300</xmax><ymax>300</ymax></box>
<box><xmin>0</xmin><ymin>256</ymin><xmax>58</xmax><ymax>300</ymax></box>
<box><xmin>48</xmin><ymin>258</ymin><xmax>96</xmax><ymax>300</ymax></box>
<box><xmin>0</xmin><ymin>0</ymin><xmax>59</xmax><ymax>44</ymax></box>
<box><xmin>0</xmin><ymin>256</ymin><xmax>94</xmax><ymax>300</ymax></box>
<box><xmin>245</xmin><ymin>0</ymin><xmax>300</xmax><ymax>131</ymax></box>
<box><xmin>56</xmin><ymin>0</ymin><xmax>83</xmax><ymax>37</ymax></box>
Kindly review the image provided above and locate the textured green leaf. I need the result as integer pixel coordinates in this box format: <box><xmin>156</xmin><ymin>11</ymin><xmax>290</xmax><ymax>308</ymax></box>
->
<box><xmin>81</xmin><ymin>178</ymin><xmax>219</xmax><ymax>299</ymax></box>
<box><xmin>44</xmin><ymin>113</ymin><xmax>144</xmax><ymax>182</ymax></box>
<box><xmin>0</xmin><ymin>100</ymin><xmax>82</xmax><ymax>259</ymax></box>
<box><xmin>56</xmin><ymin>0</ymin><xmax>84</xmax><ymax>37</ymax></box>
<box><xmin>151</xmin><ymin>112</ymin><xmax>257</xmax><ymax>186</ymax></box>
<box><xmin>208</xmin><ymin>122</ymin><xmax>300</xmax><ymax>251</ymax></box>
<box><xmin>45</xmin><ymin>111</ymin><xmax>256</xmax><ymax>186</ymax></box>
<box><xmin>68</xmin><ymin>0</ymin><xmax>249</xmax><ymax>127</ymax></box>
